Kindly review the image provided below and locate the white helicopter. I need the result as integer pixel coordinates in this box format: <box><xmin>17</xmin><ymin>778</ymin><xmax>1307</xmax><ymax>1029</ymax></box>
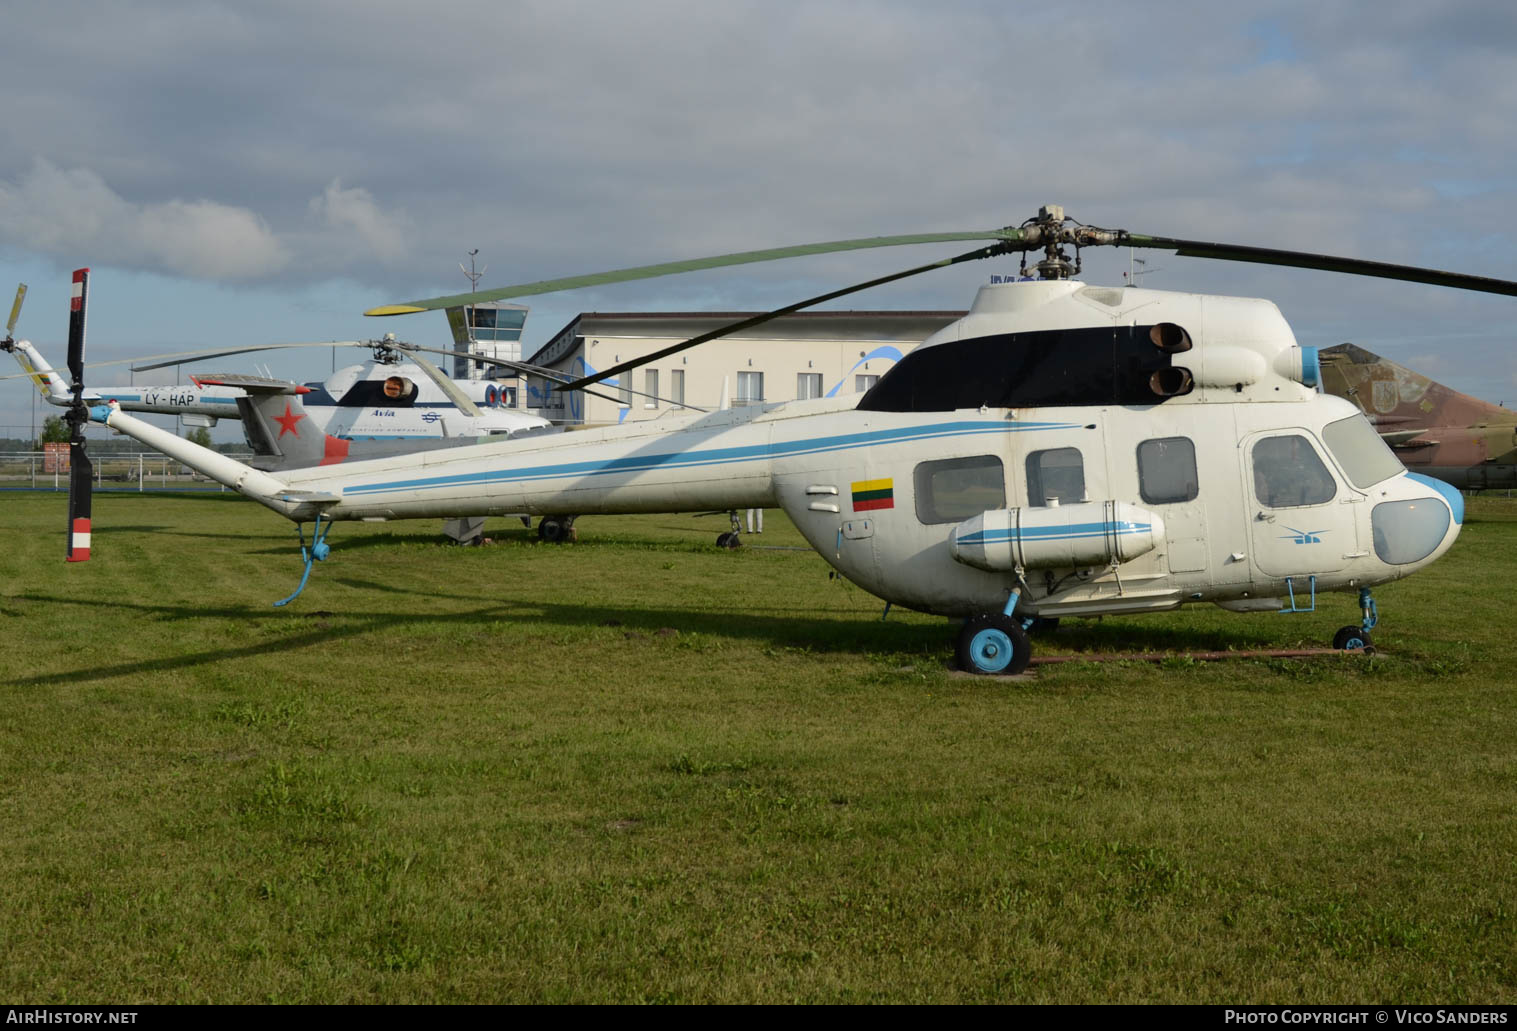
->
<box><xmin>2</xmin><ymin>313</ymin><xmax>552</xmax><ymax>442</ymax></box>
<box><xmin>64</xmin><ymin>206</ymin><xmax>1497</xmax><ymax>671</ymax></box>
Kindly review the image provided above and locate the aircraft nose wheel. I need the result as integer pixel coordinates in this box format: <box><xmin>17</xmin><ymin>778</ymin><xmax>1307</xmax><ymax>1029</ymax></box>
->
<box><xmin>956</xmin><ymin>614</ymin><xmax>1032</xmax><ymax>675</ymax></box>
<box><xmin>1332</xmin><ymin>625</ymin><xmax>1374</xmax><ymax>654</ymax></box>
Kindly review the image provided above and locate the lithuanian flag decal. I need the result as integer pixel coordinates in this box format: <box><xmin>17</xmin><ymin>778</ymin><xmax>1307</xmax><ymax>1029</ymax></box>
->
<box><xmin>851</xmin><ymin>477</ymin><xmax>894</xmax><ymax>512</ymax></box>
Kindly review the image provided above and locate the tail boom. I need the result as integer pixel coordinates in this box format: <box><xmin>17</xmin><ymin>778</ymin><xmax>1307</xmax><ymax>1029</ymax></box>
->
<box><xmin>91</xmin><ymin>404</ymin><xmax>295</xmax><ymax>509</ymax></box>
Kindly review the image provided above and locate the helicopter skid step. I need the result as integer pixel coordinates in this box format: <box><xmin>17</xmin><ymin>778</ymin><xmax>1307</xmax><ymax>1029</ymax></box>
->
<box><xmin>1032</xmin><ymin>589</ymin><xmax>1182</xmax><ymax>617</ymax></box>
<box><xmin>1027</xmin><ymin>646</ymin><xmax>1373</xmax><ymax>666</ymax></box>
<box><xmin>946</xmin><ymin>645</ymin><xmax>1373</xmax><ymax>678</ymax></box>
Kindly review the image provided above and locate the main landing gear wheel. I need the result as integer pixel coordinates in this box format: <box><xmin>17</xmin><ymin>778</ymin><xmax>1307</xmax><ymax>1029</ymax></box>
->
<box><xmin>956</xmin><ymin>614</ymin><xmax>1032</xmax><ymax>675</ymax></box>
<box><xmin>1333</xmin><ymin>625</ymin><xmax>1374</xmax><ymax>654</ymax></box>
<box><xmin>538</xmin><ymin>516</ymin><xmax>576</xmax><ymax>544</ymax></box>
<box><xmin>716</xmin><ymin>531</ymin><xmax>742</xmax><ymax>549</ymax></box>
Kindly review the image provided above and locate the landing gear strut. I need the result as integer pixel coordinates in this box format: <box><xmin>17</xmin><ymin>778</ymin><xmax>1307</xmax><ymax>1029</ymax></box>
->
<box><xmin>1331</xmin><ymin>587</ymin><xmax>1378</xmax><ymax>653</ymax></box>
<box><xmin>716</xmin><ymin>509</ymin><xmax>743</xmax><ymax>549</ymax></box>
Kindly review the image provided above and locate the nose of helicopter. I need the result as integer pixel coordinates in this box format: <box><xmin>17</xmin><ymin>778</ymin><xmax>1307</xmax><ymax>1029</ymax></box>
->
<box><xmin>1371</xmin><ymin>473</ymin><xmax>1462</xmax><ymax>569</ymax></box>
<box><xmin>1408</xmin><ymin>473</ymin><xmax>1464</xmax><ymax>526</ymax></box>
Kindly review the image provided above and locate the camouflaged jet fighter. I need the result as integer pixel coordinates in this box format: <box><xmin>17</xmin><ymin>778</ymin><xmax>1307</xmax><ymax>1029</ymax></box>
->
<box><xmin>1321</xmin><ymin>343</ymin><xmax>1517</xmax><ymax>491</ymax></box>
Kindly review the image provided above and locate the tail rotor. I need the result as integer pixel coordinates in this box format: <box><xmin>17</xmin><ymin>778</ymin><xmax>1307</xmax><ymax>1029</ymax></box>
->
<box><xmin>65</xmin><ymin>269</ymin><xmax>92</xmax><ymax>563</ymax></box>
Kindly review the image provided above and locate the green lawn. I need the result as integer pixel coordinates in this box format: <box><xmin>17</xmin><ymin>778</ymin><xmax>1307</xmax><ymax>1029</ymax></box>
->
<box><xmin>1</xmin><ymin>492</ymin><xmax>1513</xmax><ymax>1002</ymax></box>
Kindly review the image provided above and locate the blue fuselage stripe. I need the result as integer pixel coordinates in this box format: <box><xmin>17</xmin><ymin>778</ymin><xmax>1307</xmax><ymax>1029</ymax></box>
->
<box><xmin>340</xmin><ymin>419</ymin><xmax>1083</xmax><ymax>498</ymax></box>
<box><xmin>959</xmin><ymin>521</ymin><xmax>1151</xmax><ymax>546</ymax></box>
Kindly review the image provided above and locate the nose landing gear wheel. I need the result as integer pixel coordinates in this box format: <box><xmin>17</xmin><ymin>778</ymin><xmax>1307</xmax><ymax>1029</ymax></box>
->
<box><xmin>1332</xmin><ymin>625</ymin><xmax>1374</xmax><ymax>653</ymax></box>
<box><xmin>957</xmin><ymin>614</ymin><xmax>1032</xmax><ymax>675</ymax></box>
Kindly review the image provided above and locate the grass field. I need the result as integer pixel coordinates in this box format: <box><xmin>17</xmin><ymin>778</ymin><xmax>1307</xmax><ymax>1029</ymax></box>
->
<box><xmin>1</xmin><ymin>491</ymin><xmax>1514</xmax><ymax>1003</ymax></box>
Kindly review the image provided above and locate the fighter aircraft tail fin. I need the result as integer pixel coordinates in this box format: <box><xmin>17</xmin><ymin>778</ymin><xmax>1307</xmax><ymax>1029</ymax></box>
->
<box><xmin>1320</xmin><ymin>343</ymin><xmax>1510</xmax><ymax>435</ymax></box>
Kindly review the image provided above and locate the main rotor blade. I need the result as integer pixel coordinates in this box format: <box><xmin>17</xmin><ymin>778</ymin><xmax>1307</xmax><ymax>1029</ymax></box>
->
<box><xmin>130</xmin><ymin>341</ymin><xmax>369</xmax><ymax>373</ymax></box>
<box><xmin>365</xmin><ymin>230</ymin><xmax>1029</xmax><ymax>315</ymax></box>
<box><xmin>556</xmin><ymin>241</ymin><xmax>1010</xmax><ymax>393</ymax></box>
<box><xmin>1126</xmin><ymin>235</ymin><xmax>1517</xmax><ymax>297</ymax></box>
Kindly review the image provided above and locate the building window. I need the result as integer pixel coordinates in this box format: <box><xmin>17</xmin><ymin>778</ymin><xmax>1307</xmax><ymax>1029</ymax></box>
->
<box><xmin>1252</xmin><ymin>434</ymin><xmax>1336</xmax><ymax>508</ymax></box>
<box><xmin>1026</xmin><ymin>447</ymin><xmax>1085</xmax><ymax>506</ymax></box>
<box><xmin>797</xmin><ymin>372</ymin><xmax>823</xmax><ymax>400</ymax></box>
<box><xmin>1136</xmin><ymin>437</ymin><xmax>1199</xmax><ymax>504</ymax></box>
<box><xmin>671</xmin><ymin>369</ymin><xmax>685</xmax><ymax>406</ymax></box>
<box><xmin>645</xmin><ymin>369</ymin><xmax>659</xmax><ymax>409</ymax></box>
<box><xmin>736</xmin><ymin>371</ymin><xmax>764</xmax><ymax>406</ymax></box>
<box><xmin>913</xmin><ymin>455</ymin><xmax>1005</xmax><ymax>524</ymax></box>
<box><xmin>617</xmin><ymin>376</ymin><xmax>631</xmax><ymax>408</ymax></box>
<box><xmin>856</xmin><ymin>374</ymin><xmax>879</xmax><ymax>392</ymax></box>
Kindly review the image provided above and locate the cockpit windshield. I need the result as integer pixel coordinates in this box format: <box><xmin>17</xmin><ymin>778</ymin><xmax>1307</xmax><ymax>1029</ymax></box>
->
<box><xmin>1322</xmin><ymin>414</ymin><xmax>1405</xmax><ymax>488</ymax></box>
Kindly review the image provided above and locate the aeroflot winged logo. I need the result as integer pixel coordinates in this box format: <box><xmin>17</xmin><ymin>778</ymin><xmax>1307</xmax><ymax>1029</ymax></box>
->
<box><xmin>851</xmin><ymin>478</ymin><xmax>894</xmax><ymax>512</ymax></box>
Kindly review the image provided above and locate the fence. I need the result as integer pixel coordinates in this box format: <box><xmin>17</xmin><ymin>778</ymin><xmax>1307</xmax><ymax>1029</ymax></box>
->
<box><xmin>0</xmin><ymin>451</ymin><xmax>253</xmax><ymax>491</ymax></box>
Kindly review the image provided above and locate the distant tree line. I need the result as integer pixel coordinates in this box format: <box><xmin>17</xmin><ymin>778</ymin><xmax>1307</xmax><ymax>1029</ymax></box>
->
<box><xmin>3</xmin><ymin>418</ymin><xmax>242</xmax><ymax>454</ymax></box>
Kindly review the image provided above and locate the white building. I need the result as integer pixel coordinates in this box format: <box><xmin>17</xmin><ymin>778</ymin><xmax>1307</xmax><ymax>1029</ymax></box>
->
<box><xmin>523</xmin><ymin>311</ymin><xmax>964</xmax><ymax>426</ymax></box>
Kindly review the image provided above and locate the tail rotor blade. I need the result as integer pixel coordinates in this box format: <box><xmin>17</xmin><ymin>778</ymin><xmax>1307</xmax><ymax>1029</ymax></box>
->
<box><xmin>5</xmin><ymin>283</ymin><xmax>25</xmax><ymax>340</ymax></box>
<box><xmin>67</xmin><ymin>437</ymin><xmax>93</xmax><ymax>562</ymax></box>
<box><xmin>65</xmin><ymin>268</ymin><xmax>92</xmax><ymax>563</ymax></box>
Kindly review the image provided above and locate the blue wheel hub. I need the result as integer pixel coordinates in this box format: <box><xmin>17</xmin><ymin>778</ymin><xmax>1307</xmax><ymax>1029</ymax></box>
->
<box><xmin>969</xmin><ymin>628</ymin><xmax>1016</xmax><ymax>674</ymax></box>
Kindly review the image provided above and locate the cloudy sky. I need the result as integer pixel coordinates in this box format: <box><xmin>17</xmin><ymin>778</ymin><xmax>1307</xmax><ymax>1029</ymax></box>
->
<box><xmin>2</xmin><ymin>0</ymin><xmax>1515</xmax><ymax>437</ymax></box>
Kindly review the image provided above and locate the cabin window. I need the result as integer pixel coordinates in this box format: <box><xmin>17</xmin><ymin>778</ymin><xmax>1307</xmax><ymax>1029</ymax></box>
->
<box><xmin>736</xmin><ymin>371</ymin><xmax>764</xmax><ymax>407</ymax></box>
<box><xmin>1252</xmin><ymin>434</ymin><xmax>1337</xmax><ymax>508</ymax></box>
<box><xmin>1323</xmin><ymin>414</ymin><xmax>1404</xmax><ymax>488</ymax></box>
<box><xmin>1026</xmin><ymin>448</ymin><xmax>1085</xmax><ymax>506</ymax></box>
<box><xmin>1136</xmin><ymin>437</ymin><xmax>1199</xmax><ymax>504</ymax></box>
<box><xmin>913</xmin><ymin>455</ymin><xmax>1005</xmax><ymax>525</ymax></box>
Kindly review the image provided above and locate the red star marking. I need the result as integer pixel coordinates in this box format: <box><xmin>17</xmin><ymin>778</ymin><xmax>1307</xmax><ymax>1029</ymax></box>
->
<box><xmin>273</xmin><ymin>401</ymin><xmax>305</xmax><ymax>438</ymax></box>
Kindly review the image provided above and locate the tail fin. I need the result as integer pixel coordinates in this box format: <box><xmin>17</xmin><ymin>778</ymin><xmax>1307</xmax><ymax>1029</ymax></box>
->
<box><xmin>1</xmin><ymin>282</ymin><xmax>71</xmax><ymax>403</ymax></box>
<box><xmin>1320</xmin><ymin>343</ymin><xmax>1510</xmax><ymax>433</ymax></box>
<box><xmin>195</xmin><ymin>374</ymin><xmax>350</xmax><ymax>468</ymax></box>
<box><xmin>215</xmin><ymin>373</ymin><xmax>489</xmax><ymax>470</ymax></box>
<box><xmin>5</xmin><ymin>338</ymin><xmax>72</xmax><ymax>402</ymax></box>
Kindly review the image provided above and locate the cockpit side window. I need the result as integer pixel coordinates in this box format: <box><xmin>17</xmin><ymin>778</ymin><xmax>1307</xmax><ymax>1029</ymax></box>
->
<box><xmin>913</xmin><ymin>455</ymin><xmax>1006</xmax><ymax>524</ymax></box>
<box><xmin>1252</xmin><ymin>434</ymin><xmax>1337</xmax><ymax>508</ymax></box>
<box><xmin>1026</xmin><ymin>448</ymin><xmax>1085</xmax><ymax>507</ymax></box>
<box><xmin>1136</xmin><ymin>437</ymin><xmax>1199</xmax><ymax>505</ymax></box>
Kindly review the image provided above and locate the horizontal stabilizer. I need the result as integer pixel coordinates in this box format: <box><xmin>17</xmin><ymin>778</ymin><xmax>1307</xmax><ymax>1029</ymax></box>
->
<box><xmin>191</xmin><ymin>373</ymin><xmax>304</xmax><ymax>394</ymax></box>
<box><xmin>276</xmin><ymin>491</ymin><xmax>341</xmax><ymax>505</ymax></box>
